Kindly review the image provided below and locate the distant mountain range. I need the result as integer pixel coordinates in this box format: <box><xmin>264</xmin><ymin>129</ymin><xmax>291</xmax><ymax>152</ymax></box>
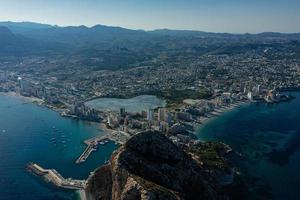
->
<box><xmin>0</xmin><ymin>21</ymin><xmax>299</xmax><ymax>69</ymax></box>
<box><xmin>1</xmin><ymin>21</ymin><xmax>300</xmax><ymax>43</ymax></box>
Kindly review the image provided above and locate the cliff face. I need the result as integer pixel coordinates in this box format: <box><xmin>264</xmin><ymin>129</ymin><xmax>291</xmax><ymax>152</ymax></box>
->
<box><xmin>86</xmin><ymin>131</ymin><xmax>226</xmax><ymax>200</ymax></box>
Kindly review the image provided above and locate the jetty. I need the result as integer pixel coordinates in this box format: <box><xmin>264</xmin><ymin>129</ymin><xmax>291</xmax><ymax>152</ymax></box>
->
<box><xmin>26</xmin><ymin>163</ymin><xmax>86</xmax><ymax>190</ymax></box>
<box><xmin>75</xmin><ymin>130</ymin><xmax>131</xmax><ymax>164</ymax></box>
<box><xmin>75</xmin><ymin>135</ymin><xmax>108</xmax><ymax>164</ymax></box>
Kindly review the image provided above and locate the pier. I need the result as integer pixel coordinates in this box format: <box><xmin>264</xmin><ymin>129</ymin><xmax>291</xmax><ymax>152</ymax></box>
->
<box><xmin>75</xmin><ymin>129</ymin><xmax>131</xmax><ymax>164</ymax></box>
<box><xmin>75</xmin><ymin>135</ymin><xmax>109</xmax><ymax>164</ymax></box>
<box><xmin>27</xmin><ymin>163</ymin><xmax>86</xmax><ymax>190</ymax></box>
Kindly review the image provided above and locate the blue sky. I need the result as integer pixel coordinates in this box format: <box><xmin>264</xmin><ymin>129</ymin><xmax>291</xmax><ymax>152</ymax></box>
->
<box><xmin>0</xmin><ymin>0</ymin><xmax>299</xmax><ymax>33</ymax></box>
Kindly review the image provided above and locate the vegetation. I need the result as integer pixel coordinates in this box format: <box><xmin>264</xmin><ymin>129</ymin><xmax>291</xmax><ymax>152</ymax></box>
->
<box><xmin>187</xmin><ymin>142</ymin><xmax>231</xmax><ymax>172</ymax></box>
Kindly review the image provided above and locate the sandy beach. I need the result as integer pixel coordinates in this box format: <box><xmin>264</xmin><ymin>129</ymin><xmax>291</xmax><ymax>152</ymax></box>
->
<box><xmin>196</xmin><ymin>100</ymin><xmax>249</xmax><ymax>130</ymax></box>
<box><xmin>0</xmin><ymin>91</ymin><xmax>44</xmax><ymax>104</ymax></box>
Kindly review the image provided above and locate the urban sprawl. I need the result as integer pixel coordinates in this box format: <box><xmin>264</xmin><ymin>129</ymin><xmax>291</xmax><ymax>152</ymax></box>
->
<box><xmin>1</xmin><ymin>52</ymin><xmax>299</xmax><ymax>148</ymax></box>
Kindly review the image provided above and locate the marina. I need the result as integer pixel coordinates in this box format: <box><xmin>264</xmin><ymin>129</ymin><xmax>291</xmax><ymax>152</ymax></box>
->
<box><xmin>76</xmin><ymin>129</ymin><xmax>130</xmax><ymax>164</ymax></box>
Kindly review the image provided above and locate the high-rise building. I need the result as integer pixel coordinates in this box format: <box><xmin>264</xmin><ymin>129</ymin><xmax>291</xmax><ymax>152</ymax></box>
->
<box><xmin>158</xmin><ymin>108</ymin><xmax>166</xmax><ymax>121</ymax></box>
<box><xmin>17</xmin><ymin>77</ymin><xmax>24</xmax><ymax>90</ymax></box>
<box><xmin>175</xmin><ymin>112</ymin><xmax>191</xmax><ymax>122</ymax></box>
<box><xmin>159</xmin><ymin>121</ymin><xmax>169</xmax><ymax>133</ymax></box>
<box><xmin>124</xmin><ymin>116</ymin><xmax>129</xmax><ymax>126</ymax></box>
<box><xmin>257</xmin><ymin>85</ymin><xmax>261</xmax><ymax>94</ymax></box>
<box><xmin>107</xmin><ymin>116</ymin><xmax>112</xmax><ymax>126</ymax></box>
<box><xmin>120</xmin><ymin>107</ymin><xmax>126</xmax><ymax>117</ymax></box>
<box><xmin>247</xmin><ymin>92</ymin><xmax>253</xmax><ymax>101</ymax></box>
<box><xmin>141</xmin><ymin>110</ymin><xmax>147</xmax><ymax>119</ymax></box>
<box><xmin>147</xmin><ymin>109</ymin><xmax>154</xmax><ymax>121</ymax></box>
<box><xmin>166</xmin><ymin>113</ymin><xmax>173</xmax><ymax>124</ymax></box>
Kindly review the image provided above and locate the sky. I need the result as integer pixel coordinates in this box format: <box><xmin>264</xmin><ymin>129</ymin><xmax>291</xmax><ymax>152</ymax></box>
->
<box><xmin>0</xmin><ymin>0</ymin><xmax>299</xmax><ymax>33</ymax></box>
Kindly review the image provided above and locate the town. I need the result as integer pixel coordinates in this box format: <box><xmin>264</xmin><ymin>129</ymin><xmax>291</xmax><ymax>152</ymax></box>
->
<box><xmin>0</xmin><ymin>45</ymin><xmax>299</xmax><ymax>159</ymax></box>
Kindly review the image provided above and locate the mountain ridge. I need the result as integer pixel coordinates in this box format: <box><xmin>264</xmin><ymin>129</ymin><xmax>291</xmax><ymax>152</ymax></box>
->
<box><xmin>1</xmin><ymin>21</ymin><xmax>299</xmax><ymax>70</ymax></box>
<box><xmin>1</xmin><ymin>21</ymin><xmax>300</xmax><ymax>36</ymax></box>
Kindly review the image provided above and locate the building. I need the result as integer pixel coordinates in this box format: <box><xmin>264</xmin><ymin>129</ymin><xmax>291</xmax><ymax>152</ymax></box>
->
<box><xmin>141</xmin><ymin>110</ymin><xmax>147</xmax><ymax>119</ymax></box>
<box><xmin>124</xmin><ymin>116</ymin><xmax>129</xmax><ymax>126</ymax></box>
<box><xmin>159</xmin><ymin>121</ymin><xmax>169</xmax><ymax>133</ymax></box>
<box><xmin>247</xmin><ymin>92</ymin><xmax>253</xmax><ymax>101</ymax></box>
<box><xmin>166</xmin><ymin>113</ymin><xmax>173</xmax><ymax>124</ymax></box>
<box><xmin>107</xmin><ymin>116</ymin><xmax>112</xmax><ymax>126</ymax></box>
<box><xmin>120</xmin><ymin>107</ymin><xmax>126</xmax><ymax>117</ymax></box>
<box><xmin>17</xmin><ymin>77</ymin><xmax>24</xmax><ymax>90</ymax></box>
<box><xmin>175</xmin><ymin>112</ymin><xmax>191</xmax><ymax>122</ymax></box>
<box><xmin>158</xmin><ymin>108</ymin><xmax>166</xmax><ymax>122</ymax></box>
<box><xmin>257</xmin><ymin>85</ymin><xmax>261</xmax><ymax>94</ymax></box>
<box><xmin>147</xmin><ymin>109</ymin><xmax>154</xmax><ymax>121</ymax></box>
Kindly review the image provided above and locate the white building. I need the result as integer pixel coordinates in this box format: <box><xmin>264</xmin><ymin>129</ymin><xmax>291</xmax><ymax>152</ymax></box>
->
<box><xmin>147</xmin><ymin>109</ymin><xmax>154</xmax><ymax>121</ymax></box>
<box><xmin>247</xmin><ymin>92</ymin><xmax>253</xmax><ymax>101</ymax></box>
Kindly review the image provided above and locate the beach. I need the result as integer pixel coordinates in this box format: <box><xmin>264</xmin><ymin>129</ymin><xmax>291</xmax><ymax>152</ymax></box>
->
<box><xmin>196</xmin><ymin>100</ymin><xmax>249</xmax><ymax>129</ymax></box>
<box><xmin>0</xmin><ymin>91</ymin><xmax>44</xmax><ymax>104</ymax></box>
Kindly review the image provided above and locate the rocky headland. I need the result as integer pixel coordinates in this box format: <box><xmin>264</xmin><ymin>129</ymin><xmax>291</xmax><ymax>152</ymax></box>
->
<box><xmin>85</xmin><ymin>130</ymin><xmax>238</xmax><ymax>200</ymax></box>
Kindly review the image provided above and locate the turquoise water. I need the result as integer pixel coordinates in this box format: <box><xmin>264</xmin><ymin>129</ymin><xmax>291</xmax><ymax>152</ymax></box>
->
<box><xmin>85</xmin><ymin>95</ymin><xmax>166</xmax><ymax>112</ymax></box>
<box><xmin>198</xmin><ymin>92</ymin><xmax>300</xmax><ymax>200</ymax></box>
<box><xmin>0</xmin><ymin>94</ymin><xmax>117</xmax><ymax>200</ymax></box>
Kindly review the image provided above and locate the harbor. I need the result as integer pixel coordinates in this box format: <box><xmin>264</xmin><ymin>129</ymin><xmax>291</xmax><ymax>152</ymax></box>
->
<box><xmin>75</xmin><ymin>128</ymin><xmax>131</xmax><ymax>164</ymax></box>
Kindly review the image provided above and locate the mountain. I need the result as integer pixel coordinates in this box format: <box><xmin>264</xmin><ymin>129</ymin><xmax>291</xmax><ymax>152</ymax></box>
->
<box><xmin>0</xmin><ymin>25</ymin><xmax>72</xmax><ymax>57</ymax></box>
<box><xmin>0</xmin><ymin>26</ymin><xmax>17</xmax><ymax>42</ymax></box>
<box><xmin>0</xmin><ymin>21</ymin><xmax>299</xmax><ymax>70</ymax></box>
<box><xmin>2</xmin><ymin>21</ymin><xmax>300</xmax><ymax>44</ymax></box>
<box><xmin>0</xmin><ymin>21</ymin><xmax>53</xmax><ymax>33</ymax></box>
<box><xmin>0</xmin><ymin>26</ymin><xmax>23</xmax><ymax>56</ymax></box>
<box><xmin>85</xmin><ymin>130</ymin><xmax>235</xmax><ymax>200</ymax></box>
<box><xmin>0</xmin><ymin>22</ymin><xmax>148</xmax><ymax>45</ymax></box>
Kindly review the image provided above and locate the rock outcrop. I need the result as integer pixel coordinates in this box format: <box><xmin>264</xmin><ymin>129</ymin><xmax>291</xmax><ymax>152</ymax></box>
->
<box><xmin>85</xmin><ymin>130</ymin><xmax>228</xmax><ymax>200</ymax></box>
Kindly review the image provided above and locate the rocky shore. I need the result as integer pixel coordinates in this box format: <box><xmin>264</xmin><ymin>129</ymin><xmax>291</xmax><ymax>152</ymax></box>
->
<box><xmin>84</xmin><ymin>130</ymin><xmax>238</xmax><ymax>200</ymax></box>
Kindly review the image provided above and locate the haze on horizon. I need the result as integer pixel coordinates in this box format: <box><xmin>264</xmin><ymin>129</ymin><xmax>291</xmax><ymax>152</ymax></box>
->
<box><xmin>0</xmin><ymin>0</ymin><xmax>299</xmax><ymax>33</ymax></box>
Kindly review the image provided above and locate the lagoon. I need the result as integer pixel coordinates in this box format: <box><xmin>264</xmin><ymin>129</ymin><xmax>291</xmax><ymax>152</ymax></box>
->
<box><xmin>85</xmin><ymin>95</ymin><xmax>166</xmax><ymax>113</ymax></box>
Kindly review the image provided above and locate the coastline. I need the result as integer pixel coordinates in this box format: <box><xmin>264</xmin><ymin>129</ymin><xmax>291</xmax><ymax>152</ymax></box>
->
<box><xmin>195</xmin><ymin>100</ymin><xmax>249</xmax><ymax>131</ymax></box>
<box><xmin>0</xmin><ymin>91</ymin><xmax>250</xmax><ymax>136</ymax></box>
<box><xmin>0</xmin><ymin>91</ymin><xmax>44</xmax><ymax>104</ymax></box>
<box><xmin>0</xmin><ymin>92</ymin><xmax>248</xmax><ymax>200</ymax></box>
<box><xmin>194</xmin><ymin>91</ymin><xmax>300</xmax><ymax>199</ymax></box>
<box><xmin>0</xmin><ymin>91</ymin><xmax>100</xmax><ymax>126</ymax></box>
<box><xmin>2</xmin><ymin>90</ymin><xmax>295</xmax><ymax>200</ymax></box>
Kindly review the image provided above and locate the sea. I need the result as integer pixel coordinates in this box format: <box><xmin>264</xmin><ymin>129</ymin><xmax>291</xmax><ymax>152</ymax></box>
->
<box><xmin>198</xmin><ymin>92</ymin><xmax>300</xmax><ymax>200</ymax></box>
<box><xmin>1</xmin><ymin>92</ymin><xmax>300</xmax><ymax>200</ymax></box>
<box><xmin>0</xmin><ymin>94</ymin><xmax>117</xmax><ymax>200</ymax></box>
